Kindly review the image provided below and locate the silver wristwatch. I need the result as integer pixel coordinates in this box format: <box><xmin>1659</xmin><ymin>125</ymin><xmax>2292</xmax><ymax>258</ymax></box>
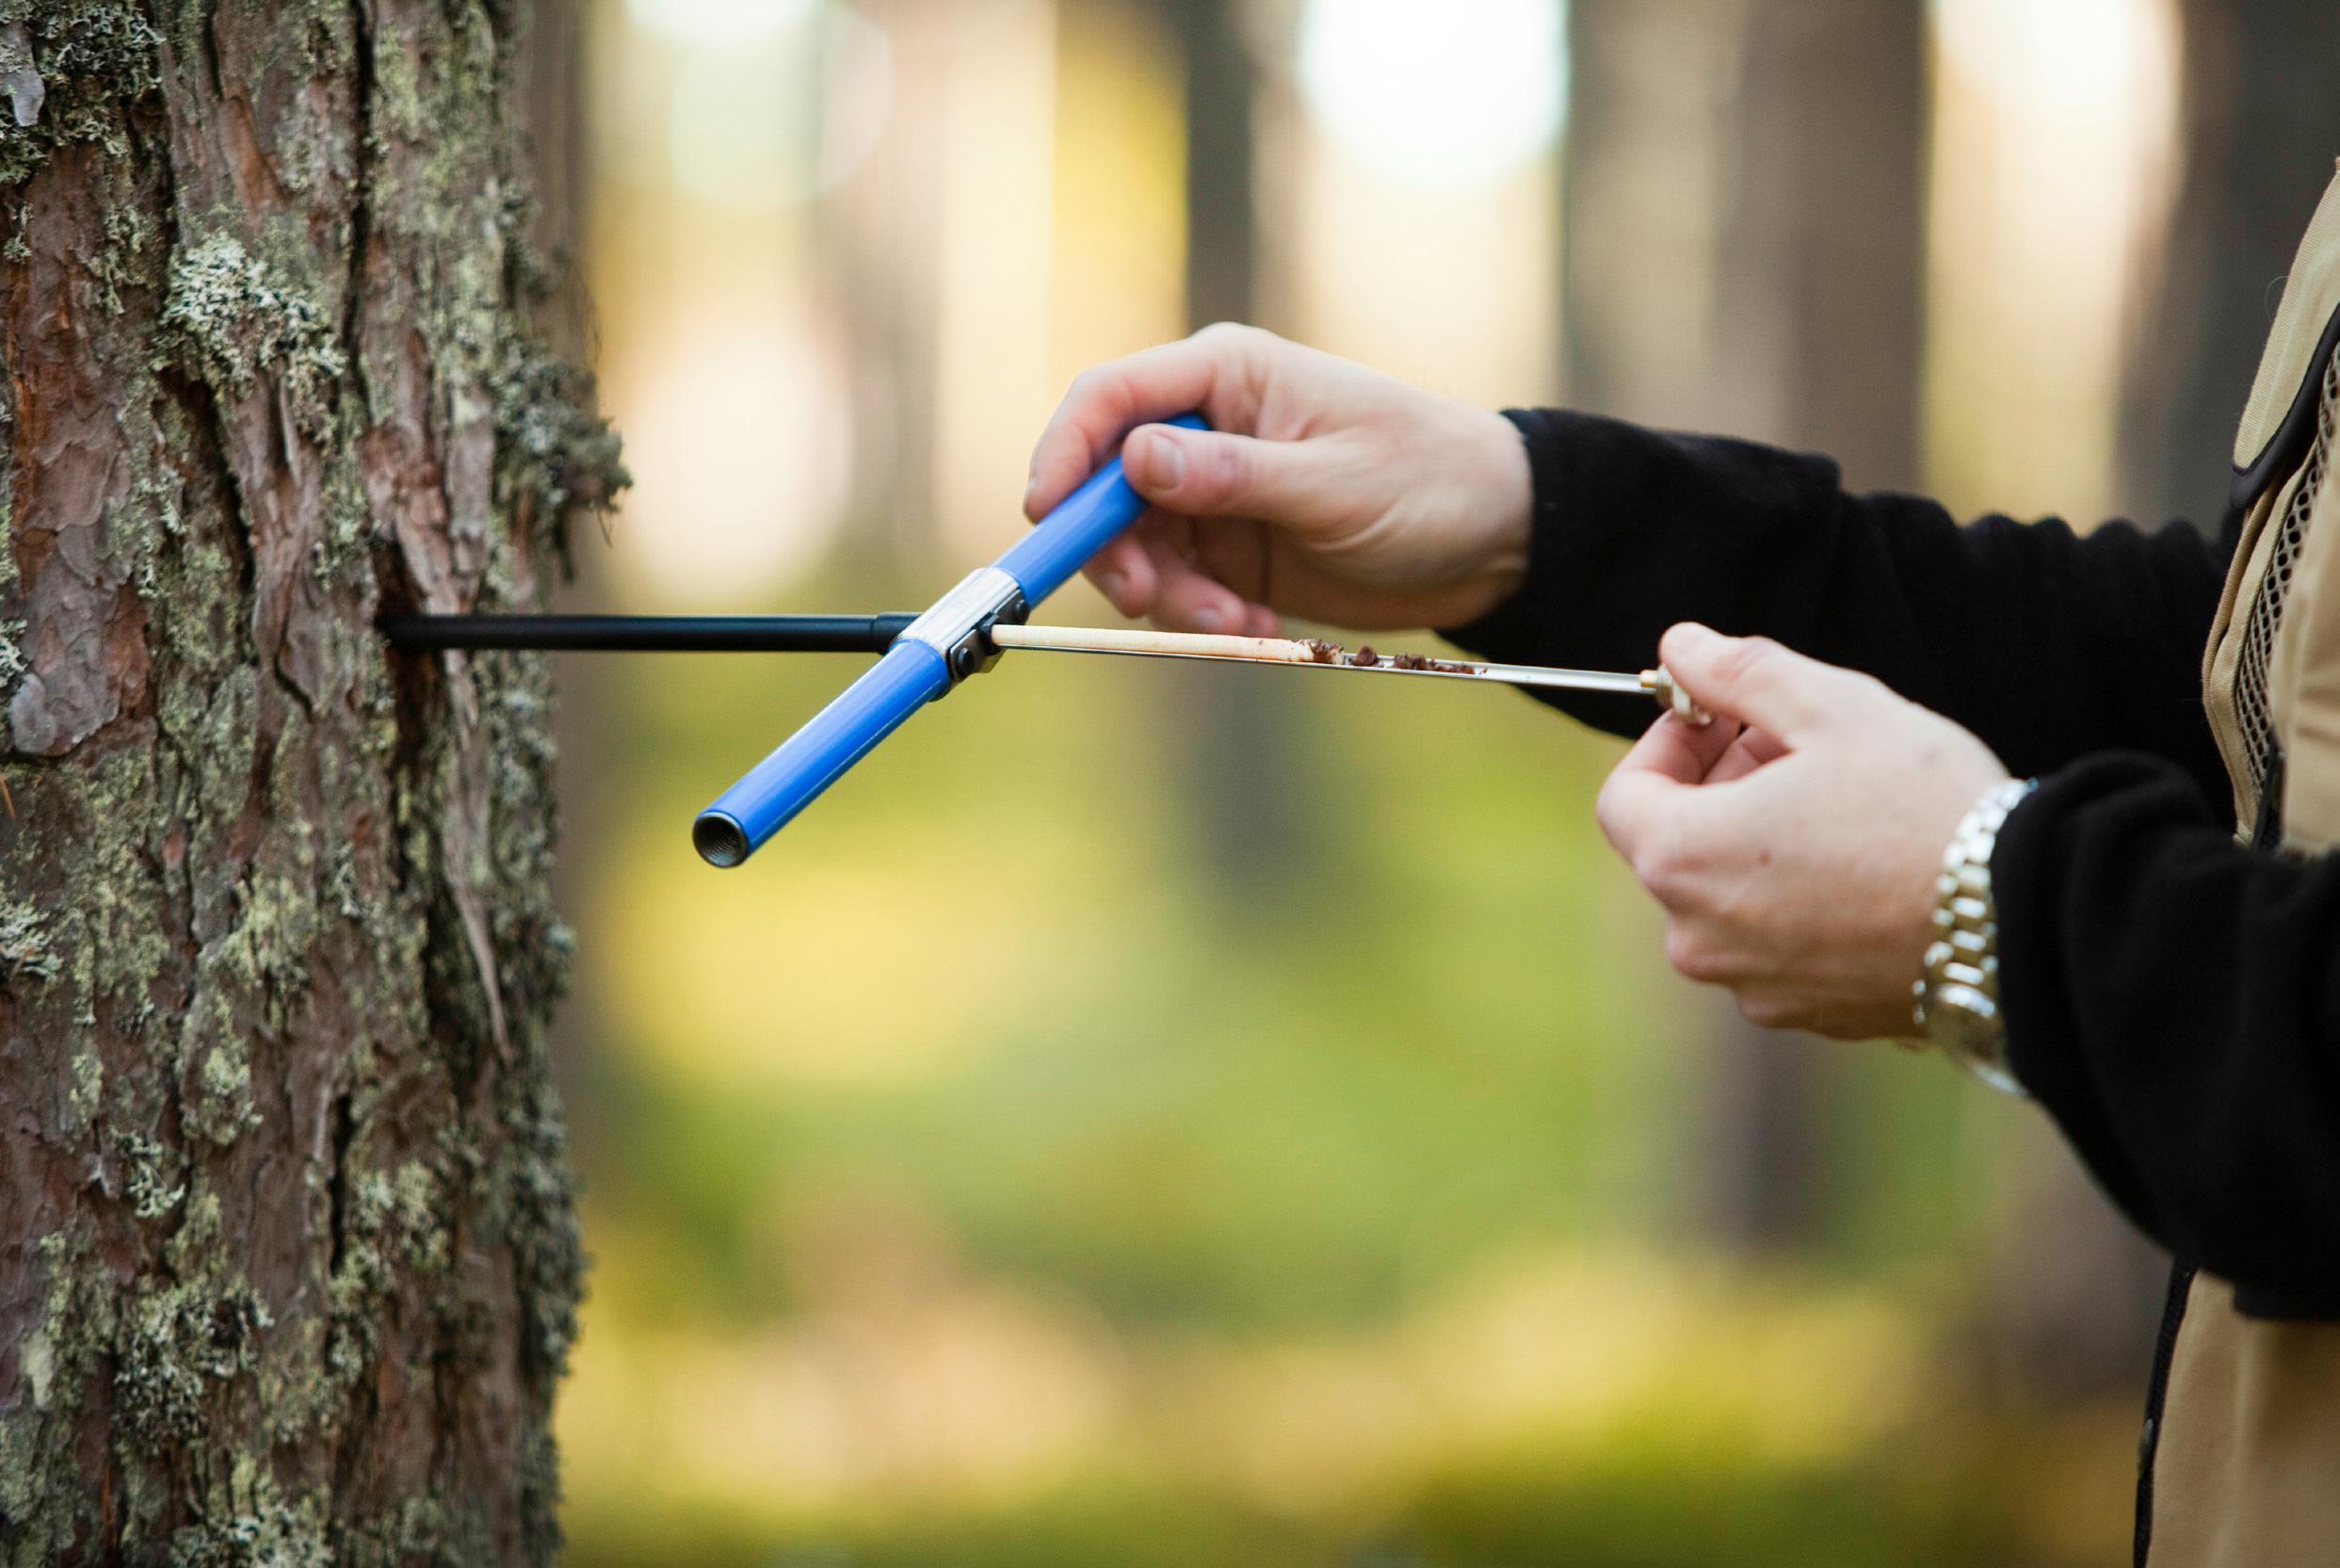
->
<box><xmin>1911</xmin><ymin>777</ymin><xmax>2037</xmax><ymax>1096</ymax></box>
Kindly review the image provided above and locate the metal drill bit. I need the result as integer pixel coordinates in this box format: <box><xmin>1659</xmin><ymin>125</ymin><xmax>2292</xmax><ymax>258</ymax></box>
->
<box><xmin>985</xmin><ymin>623</ymin><xmax>1705</xmax><ymax>721</ymax></box>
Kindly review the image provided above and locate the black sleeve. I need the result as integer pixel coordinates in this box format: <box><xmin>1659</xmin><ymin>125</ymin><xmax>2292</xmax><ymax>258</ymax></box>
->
<box><xmin>1995</xmin><ymin>755</ymin><xmax>2340</xmax><ymax>1316</ymax></box>
<box><xmin>1440</xmin><ymin>409</ymin><xmax>2231</xmax><ymax>802</ymax></box>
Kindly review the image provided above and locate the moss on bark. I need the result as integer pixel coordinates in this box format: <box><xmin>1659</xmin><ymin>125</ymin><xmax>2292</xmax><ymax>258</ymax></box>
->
<box><xmin>0</xmin><ymin>3</ymin><xmax>618</xmax><ymax>1562</ymax></box>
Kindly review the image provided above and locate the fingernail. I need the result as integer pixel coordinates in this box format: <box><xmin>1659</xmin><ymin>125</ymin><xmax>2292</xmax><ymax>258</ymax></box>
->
<box><xmin>1191</xmin><ymin>606</ymin><xmax>1224</xmax><ymax>633</ymax></box>
<box><xmin>1138</xmin><ymin>431</ymin><xmax>1184</xmax><ymax>490</ymax></box>
<box><xmin>1096</xmin><ymin>571</ymin><xmax>1126</xmax><ymax>608</ymax></box>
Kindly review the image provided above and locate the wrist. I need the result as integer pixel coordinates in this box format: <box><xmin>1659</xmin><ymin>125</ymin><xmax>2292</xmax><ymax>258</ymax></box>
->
<box><xmin>1439</xmin><ymin>407</ymin><xmax>1533</xmax><ymax>624</ymax></box>
<box><xmin>1912</xmin><ymin>776</ymin><xmax>2037</xmax><ymax>1094</ymax></box>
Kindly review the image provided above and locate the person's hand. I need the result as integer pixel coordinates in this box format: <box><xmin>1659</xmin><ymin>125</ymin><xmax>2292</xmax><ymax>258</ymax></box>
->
<box><xmin>1594</xmin><ymin>624</ymin><xmax>2012</xmax><ymax>1040</ymax></box>
<box><xmin>1024</xmin><ymin>324</ymin><xmax>1532</xmax><ymax>634</ymax></box>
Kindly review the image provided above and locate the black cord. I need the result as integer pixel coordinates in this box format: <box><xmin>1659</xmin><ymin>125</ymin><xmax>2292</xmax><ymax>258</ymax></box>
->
<box><xmin>380</xmin><ymin>613</ymin><xmax>918</xmax><ymax>655</ymax></box>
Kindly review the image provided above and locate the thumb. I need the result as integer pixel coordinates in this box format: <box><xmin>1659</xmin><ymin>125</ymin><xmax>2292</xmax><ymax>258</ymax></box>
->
<box><xmin>1658</xmin><ymin>623</ymin><xmax>1873</xmax><ymax>743</ymax></box>
<box><xmin>1123</xmin><ymin>424</ymin><xmax>1329</xmax><ymax>527</ymax></box>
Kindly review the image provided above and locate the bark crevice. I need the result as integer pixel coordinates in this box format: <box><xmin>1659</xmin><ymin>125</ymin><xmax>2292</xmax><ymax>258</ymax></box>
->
<box><xmin>0</xmin><ymin>4</ymin><xmax>616</xmax><ymax>1561</ymax></box>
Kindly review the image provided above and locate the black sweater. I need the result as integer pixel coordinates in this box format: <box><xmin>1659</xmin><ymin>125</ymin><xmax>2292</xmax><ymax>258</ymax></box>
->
<box><xmin>1444</xmin><ymin>409</ymin><xmax>2340</xmax><ymax>1317</ymax></box>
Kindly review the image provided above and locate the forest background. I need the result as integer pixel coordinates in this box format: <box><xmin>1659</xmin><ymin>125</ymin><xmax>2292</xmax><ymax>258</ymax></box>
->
<box><xmin>17</xmin><ymin>1</ymin><xmax>2316</xmax><ymax>1564</ymax></box>
<box><xmin>555</xmin><ymin>3</ymin><xmax>2337</xmax><ymax>1564</ymax></box>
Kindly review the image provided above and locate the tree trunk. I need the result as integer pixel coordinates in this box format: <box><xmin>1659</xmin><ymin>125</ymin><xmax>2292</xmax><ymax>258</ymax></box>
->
<box><xmin>0</xmin><ymin>4</ymin><xmax>621</xmax><ymax>1562</ymax></box>
<box><xmin>1565</xmin><ymin>0</ymin><xmax>1925</xmax><ymax>483</ymax></box>
<box><xmin>2118</xmin><ymin>0</ymin><xmax>2340</xmax><ymax>528</ymax></box>
<box><xmin>1563</xmin><ymin>0</ymin><xmax>1926</xmax><ymax>1251</ymax></box>
<box><xmin>1160</xmin><ymin>0</ymin><xmax>1315</xmax><ymax>898</ymax></box>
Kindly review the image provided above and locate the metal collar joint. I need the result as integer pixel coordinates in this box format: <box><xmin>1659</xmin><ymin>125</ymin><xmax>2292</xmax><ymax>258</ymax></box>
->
<box><xmin>896</xmin><ymin>566</ymin><xmax>1028</xmax><ymax>684</ymax></box>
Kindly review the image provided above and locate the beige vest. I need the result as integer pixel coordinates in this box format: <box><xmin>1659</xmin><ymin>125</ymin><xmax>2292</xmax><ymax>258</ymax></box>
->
<box><xmin>2144</xmin><ymin>164</ymin><xmax>2340</xmax><ymax>1568</ymax></box>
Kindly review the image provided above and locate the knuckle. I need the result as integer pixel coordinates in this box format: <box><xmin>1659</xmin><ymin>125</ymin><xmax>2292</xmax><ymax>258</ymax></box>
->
<box><xmin>1634</xmin><ymin>825</ymin><xmax>1713</xmax><ymax>904</ymax></box>
<box><xmin>1663</xmin><ymin>927</ymin><xmax>1725</xmax><ymax>984</ymax></box>
<box><xmin>1161</xmin><ymin>604</ymin><xmax>1217</xmax><ymax>635</ymax></box>
<box><xmin>1592</xmin><ymin>788</ymin><xmax>1621</xmax><ymax>843</ymax></box>
<box><xmin>1661</xmin><ymin>925</ymin><xmax>1696</xmax><ymax>974</ymax></box>
<box><xmin>1714</xmin><ymin>636</ymin><xmax>1779</xmax><ymax>684</ymax></box>
<box><xmin>1593</xmin><ymin>799</ymin><xmax>1629</xmax><ymax>855</ymax></box>
<box><xmin>1594</xmin><ymin>780</ymin><xmax>1652</xmax><ymax>857</ymax></box>
<box><xmin>1195</xmin><ymin>322</ymin><xmax>1280</xmax><ymax>370</ymax></box>
<box><xmin>1197</xmin><ymin>435</ymin><xmax>1248</xmax><ymax>499</ymax></box>
<box><xmin>1738</xmin><ymin>994</ymin><xmax>1798</xmax><ymax>1031</ymax></box>
<box><xmin>1636</xmin><ymin>842</ymin><xmax>1690</xmax><ymax>904</ymax></box>
<box><xmin>1833</xmin><ymin>668</ymin><xmax>1890</xmax><ymax>709</ymax></box>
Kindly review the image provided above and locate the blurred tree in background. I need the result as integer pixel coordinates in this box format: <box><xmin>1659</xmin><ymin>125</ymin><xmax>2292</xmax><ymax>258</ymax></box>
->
<box><xmin>1163</xmin><ymin>0</ymin><xmax>1316</xmax><ymax>901</ymax></box>
<box><xmin>1564</xmin><ymin>0</ymin><xmax>1928</xmax><ymax>1258</ymax></box>
<box><xmin>2121</xmin><ymin>0</ymin><xmax>2340</xmax><ymax>525</ymax></box>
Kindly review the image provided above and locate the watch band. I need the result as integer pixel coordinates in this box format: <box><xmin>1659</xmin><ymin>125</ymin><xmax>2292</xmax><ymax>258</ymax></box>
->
<box><xmin>1911</xmin><ymin>776</ymin><xmax>2037</xmax><ymax>1096</ymax></box>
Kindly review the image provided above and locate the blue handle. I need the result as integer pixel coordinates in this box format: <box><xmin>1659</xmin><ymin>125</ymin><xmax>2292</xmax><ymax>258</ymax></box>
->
<box><xmin>695</xmin><ymin>412</ymin><xmax>1206</xmax><ymax>863</ymax></box>
<box><xmin>994</xmin><ymin>412</ymin><xmax>1205</xmax><ymax>601</ymax></box>
<box><xmin>692</xmin><ymin>640</ymin><xmax>950</xmax><ymax>865</ymax></box>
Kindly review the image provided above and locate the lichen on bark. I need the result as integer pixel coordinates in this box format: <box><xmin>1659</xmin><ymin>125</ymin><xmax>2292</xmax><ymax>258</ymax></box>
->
<box><xmin>160</xmin><ymin>234</ymin><xmax>347</xmax><ymax>431</ymax></box>
<box><xmin>0</xmin><ymin>3</ymin><xmax>618</xmax><ymax>1563</ymax></box>
<box><xmin>0</xmin><ymin>3</ymin><xmax>162</xmax><ymax>185</ymax></box>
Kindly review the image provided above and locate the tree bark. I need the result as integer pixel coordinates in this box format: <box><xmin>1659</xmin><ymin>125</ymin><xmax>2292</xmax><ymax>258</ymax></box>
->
<box><xmin>0</xmin><ymin>4</ymin><xmax>621</xmax><ymax>1562</ymax></box>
